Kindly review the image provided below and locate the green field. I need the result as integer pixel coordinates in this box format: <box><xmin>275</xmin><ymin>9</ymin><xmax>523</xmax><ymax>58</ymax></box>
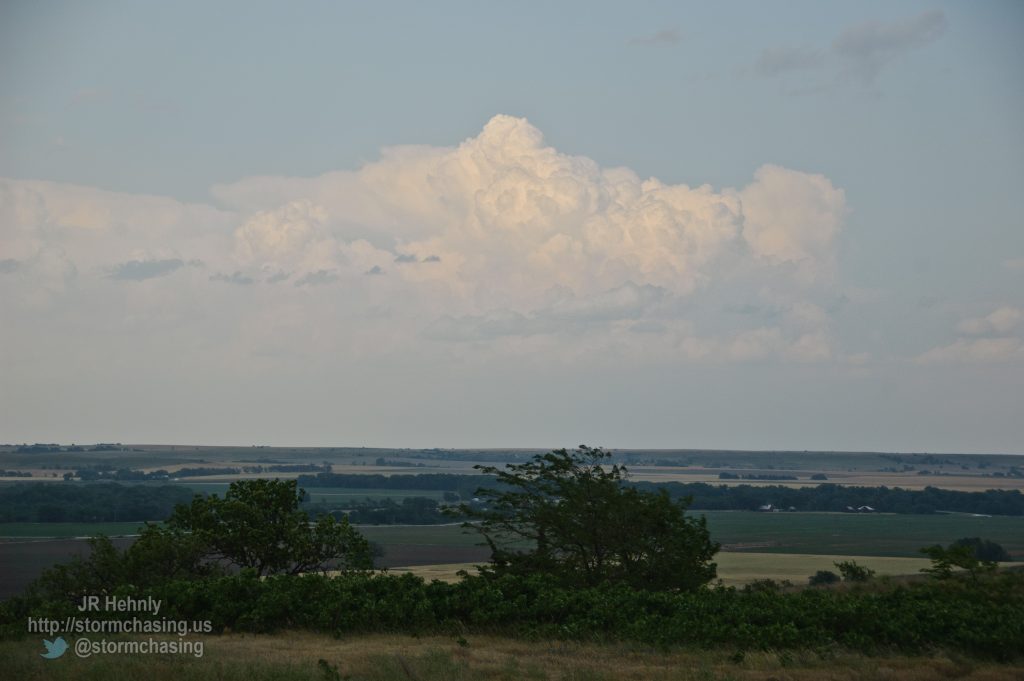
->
<box><xmin>0</xmin><ymin>522</ymin><xmax>147</xmax><ymax>539</ymax></box>
<box><xmin>2</xmin><ymin>512</ymin><xmax>1022</xmax><ymax>560</ymax></box>
<box><xmin>356</xmin><ymin>513</ymin><xmax>1024</xmax><ymax>560</ymax></box>
<box><xmin>361</xmin><ymin>512</ymin><xmax>1024</xmax><ymax>559</ymax></box>
<box><xmin>701</xmin><ymin>510</ymin><xmax>1024</xmax><ymax>557</ymax></box>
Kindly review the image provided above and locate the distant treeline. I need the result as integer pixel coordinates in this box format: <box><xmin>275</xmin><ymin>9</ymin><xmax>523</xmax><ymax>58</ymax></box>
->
<box><xmin>311</xmin><ymin>497</ymin><xmax>449</xmax><ymax>525</ymax></box>
<box><xmin>717</xmin><ymin>472</ymin><xmax>799</xmax><ymax>481</ymax></box>
<box><xmin>3</xmin><ymin>478</ymin><xmax>1022</xmax><ymax>523</ymax></box>
<box><xmin>297</xmin><ymin>472</ymin><xmax>497</xmax><ymax>500</ymax></box>
<box><xmin>71</xmin><ymin>463</ymin><xmax>330</xmax><ymax>481</ymax></box>
<box><xmin>0</xmin><ymin>483</ymin><xmax>195</xmax><ymax>522</ymax></box>
<box><xmin>638</xmin><ymin>482</ymin><xmax>1024</xmax><ymax>516</ymax></box>
<box><xmin>298</xmin><ymin>472</ymin><xmax>1024</xmax><ymax>516</ymax></box>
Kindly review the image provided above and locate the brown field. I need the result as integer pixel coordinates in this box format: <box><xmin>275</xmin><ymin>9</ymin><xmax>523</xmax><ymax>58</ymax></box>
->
<box><xmin>625</xmin><ymin>467</ymin><xmax>1024</xmax><ymax>492</ymax></box>
<box><xmin>388</xmin><ymin>552</ymin><xmax>1019</xmax><ymax>586</ymax></box>
<box><xmin>5</xmin><ymin>444</ymin><xmax>1024</xmax><ymax>492</ymax></box>
<box><xmin>2</xmin><ymin>631</ymin><xmax>1021</xmax><ymax>680</ymax></box>
<box><xmin>52</xmin><ymin>463</ymin><xmax>1024</xmax><ymax>492</ymax></box>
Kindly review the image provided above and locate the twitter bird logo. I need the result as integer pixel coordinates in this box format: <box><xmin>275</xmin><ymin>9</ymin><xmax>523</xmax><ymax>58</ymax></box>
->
<box><xmin>40</xmin><ymin>637</ymin><xmax>68</xmax><ymax>659</ymax></box>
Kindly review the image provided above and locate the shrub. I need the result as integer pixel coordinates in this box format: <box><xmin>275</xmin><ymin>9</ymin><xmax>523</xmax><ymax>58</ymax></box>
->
<box><xmin>808</xmin><ymin>570</ymin><xmax>840</xmax><ymax>586</ymax></box>
<box><xmin>834</xmin><ymin>560</ymin><xmax>875</xmax><ymax>582</ymax></box>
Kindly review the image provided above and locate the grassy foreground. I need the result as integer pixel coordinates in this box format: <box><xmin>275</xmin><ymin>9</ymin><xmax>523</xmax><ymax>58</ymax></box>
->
<box><xmin>2</xmin><ymin>632</ymin><xmax>1023</xmax><ymax>681</ymax></box>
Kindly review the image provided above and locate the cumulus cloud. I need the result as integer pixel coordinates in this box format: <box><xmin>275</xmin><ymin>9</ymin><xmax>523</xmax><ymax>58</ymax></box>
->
<box><xmin>738</xmin><ymin>165</ymin><xmax>846</xmax><ymax>273</ymax></box>
<box><xmin>916</xmin><ymin>337</ymin><xmax>1024</xmax><ymax>364</ymax></box>
<box><xmin>0</xmin><ymin>115</ymin><xmax>851</xmax><ymax>363</ymax></box>
<box><xmin>233</xmin><ymin>200</ymin><xmax>335</xmax><ymax>269</ymax></box>
<box><xmin>209</xmin><ymin>114</ymin><xmax>846</xmax><ymax>310</ymax></box>
<box><xmin>957</xmin><ymin>307</ymin><xmax>1023</xmax><ymax>335</ymax></box>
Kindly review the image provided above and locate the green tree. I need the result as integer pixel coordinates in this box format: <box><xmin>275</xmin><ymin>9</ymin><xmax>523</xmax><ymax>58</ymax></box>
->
<box><xmin>808</xmin><ymin>570</ymin><xmax>840</xmax><ymax>586</ymax></box>
<box><xmin>920</xmin><ymin>542</ymin><xmax>997</xmax><ymax>581</ymax></box>
<box><xmin>951</xmin><ymin>537</ymin><xmax>1012</xmax><ymax>562</ymax></box>
<box><xmin>167</xmin><ymin>479</ymin><xmax>372</xmax><ymax>576</ymax></box>
<box><xmin>455</xmin><ymin>445</ymin><xmax>718</xmax><ymax>591</ymax></box>
<box><xmin>834</xmin><ymin>560</ymin><xmax>875</xmax><ymax>582</ymax></box>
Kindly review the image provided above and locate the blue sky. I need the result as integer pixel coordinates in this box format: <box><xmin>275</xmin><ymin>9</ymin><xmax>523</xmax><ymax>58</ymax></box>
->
<box><xmin>1</xmin><ymin>2</ymin><xmax>1022</xmax><ymax>452</ymax></box>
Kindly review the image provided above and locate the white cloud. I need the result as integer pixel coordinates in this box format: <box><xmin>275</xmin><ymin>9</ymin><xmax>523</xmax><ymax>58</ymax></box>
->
<box><xmin>957</xmin><ymin>306</ymin><xmax>1023</xmax><ymax>335</ymax></box>
<box><xmin>916</xmin><ymin>337</ymin><xmax>1024</xmax><ymax>364</ymax></box>
<box><xmin>0</xmin><ymin>115</ymin><xmax>851</xmax><ymax>363</ymax></box>
<box><xmin>738</xmin><ymin>165</ymin><xmax>846</xmax><ymax>274</ymax></box>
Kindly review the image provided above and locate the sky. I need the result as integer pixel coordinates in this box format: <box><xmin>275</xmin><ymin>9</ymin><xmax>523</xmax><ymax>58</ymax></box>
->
<box><xmin>1</xmin><ymin>1</ymin><xmax>1022</xmax><ymax>453</ymax></box>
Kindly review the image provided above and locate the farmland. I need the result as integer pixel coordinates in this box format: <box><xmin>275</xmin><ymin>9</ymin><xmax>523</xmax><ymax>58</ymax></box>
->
<box><xmin>3</xmin><ymin>511</ymin><xmax>1022</xmax><ymax>557</ymax></box>
<box><xmin>391</xmin><ymin>552</ymin><xmax>973</xmax><ymax>586</ymax></box>
<box><xmin>3</xmin><ymin>511</ymin><xmax>1022</xmax><ymax>599</ymax></box>
<box><xmin>0</xmin><ymin>522</ymin><xmax>145</xmax><ymax>539</ymax></box>
<box><xmin>4</xmin><ymin>444</ymin><xmax>1024</xmax><ymax>493</ymax></box>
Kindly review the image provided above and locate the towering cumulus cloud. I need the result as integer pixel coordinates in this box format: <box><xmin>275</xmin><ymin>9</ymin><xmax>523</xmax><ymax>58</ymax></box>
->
<box><xmin>1</xmin><ymin>115</ymin><xmax>848</xmax><ymax>361</ymax></box>
<box><xmin>216</xmin><ymin>115</ymin><xmax>845</xmax><ymax>301</ymax></box>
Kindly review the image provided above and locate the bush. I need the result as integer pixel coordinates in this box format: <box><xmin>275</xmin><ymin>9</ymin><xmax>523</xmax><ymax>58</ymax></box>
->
<box><xmin>808</xmin><ymin>570</ymin><xmax>840</xmax><ymax>586</ymax></box>
<box><xmin>951</xmin><ymin>537</ymin><xmax>1012</xmax><ymax>562</ymax></box>
<box><xmin>834</xmin><ymin>560</ymin><xmax>875</xmax><ymax>582</ymax></box>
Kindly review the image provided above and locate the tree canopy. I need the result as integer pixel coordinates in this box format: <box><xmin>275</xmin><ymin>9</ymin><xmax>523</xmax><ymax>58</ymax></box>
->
<box><xmin>456</xmin><ymin>445</ymin><xmax>719</xmax><ymax>591</ymax></box>
<box><xmin>165</xmin><ymin>478</ymin><xmax>372</xmax><ymax>576</ymax></box>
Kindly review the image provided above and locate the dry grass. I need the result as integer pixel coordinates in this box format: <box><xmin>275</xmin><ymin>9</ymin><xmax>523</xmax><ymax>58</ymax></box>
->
<box><xmin>625</xmin><ymin>469</ymin><xmax>1024</xmax><ymax>492</ymax></box>
<box><xmin>389</xmin><ymin>553</ymin><xmax>1002</xmax><ymax>586</ymax></box>
<box><xmin>2</xmin><ymin>632</ymin><xmax>1021</xmax><ymax>680</ymax></box>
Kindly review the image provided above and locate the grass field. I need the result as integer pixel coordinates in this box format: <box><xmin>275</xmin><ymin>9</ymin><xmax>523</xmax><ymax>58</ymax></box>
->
<box><xmin>625</xmin><ymin>468</ymin><xmax>1024</xmax><ymax>492</ymax></box>
<box><xmin>1</xmin><ymin>631</ymin><xmax>1021</xmax><ymax>680</ymax></box>
<box><xmin>0</xmin><ymin>522</ymin><xmax>146</xmax><ymax>539</ymax></box>
<box><xmin>390</xmin><ymin>552</ymin><xmax>1024</xmax><ymax>586</ymax></box>
<box><xmin>3</xmin><ymin>512</ymin><xmax>1022</xmax><ymax>558</ymax></box>
<box><xmin>701</xmin><ymin>510</ymin><xmax>1024</xmax><ymax>557</ymax></box>
<box><xmin>359</xmin><ymin>512</ymin><xmax>1024</xmax><ymax>559</ymax></box>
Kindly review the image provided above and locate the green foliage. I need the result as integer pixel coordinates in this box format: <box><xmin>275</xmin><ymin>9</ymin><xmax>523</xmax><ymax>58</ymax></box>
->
<box><xmin>833</xmin><ymin>560</ymin><xmax>875</xmax><ymax>582</ymax></box>
<box><xmin>454</xmin><ymin>446</ymin><xmax>719</xmax><ymax>591</ymax></box>
<box><xmin>920</xmin><ymin>543</ymin><xmax>998</xmax><ymax>580</ymax></box>
<box><xmin>0</xmin><ymin>482</ymin><xmax>193</xmax><ymax>522</ymax></box>
<box><xmin>167</xmin><ymin>479</ymin><xmax>372</xmax><ymax>576</ymax></box>
<box><xmin>22</xmin><ymin>480</ymin><xmax>372</xmax><ymax>607</ymax></box>
<box><xmin>808</xmin><ymin>570</ymin><xmax>839</xmax><ymax>586</ymax></box>
<box><xmin>951</xmin><ymin>537</ymin><xmax>1012</xmax><ymax>562</ymax></box>
<box><xmin>25</xmin><ymin>535</ymin><xmax>128</xmax><ymax>605</ymax></box>
<box><xmin>11</xmin><ymin>569</ymin><xmax>1008</xmax><ymax>658</ymax></box>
